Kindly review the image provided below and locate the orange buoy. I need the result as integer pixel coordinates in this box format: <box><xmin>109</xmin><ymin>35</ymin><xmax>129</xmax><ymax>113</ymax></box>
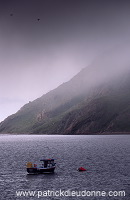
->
<box><xmin>78</xmin><ymin>167</ymin><xmax>86</xmax><ymax>171</ymax></box>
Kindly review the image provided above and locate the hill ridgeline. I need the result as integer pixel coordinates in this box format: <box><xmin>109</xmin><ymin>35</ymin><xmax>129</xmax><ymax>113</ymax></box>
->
<box><xmin>1</xmin><ymin>49</ymin><xmax>130</xmax><ymax>134</ymax></box>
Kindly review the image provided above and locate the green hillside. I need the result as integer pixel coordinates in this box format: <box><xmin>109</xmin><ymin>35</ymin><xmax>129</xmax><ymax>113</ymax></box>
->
<box><xmin>0</xmin><ymin>64</ymin><xmax>130</xmax><ymax>134</ymax></box>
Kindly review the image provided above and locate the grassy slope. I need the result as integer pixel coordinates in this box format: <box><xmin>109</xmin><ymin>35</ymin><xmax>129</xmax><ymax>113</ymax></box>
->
<box><xmin>27</xmin><ymin>89</ymin><xmax>130</xmax><ymax>134</ymax></box>
<box><xmin>1</xmin><ymin>68</ymin><xmax>130</xmax><ymax>134</ymax></box>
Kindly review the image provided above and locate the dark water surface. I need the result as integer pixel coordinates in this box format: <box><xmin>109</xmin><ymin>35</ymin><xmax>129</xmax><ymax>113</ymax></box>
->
<box><xmin>0</xmin><ymin>135</ymin><xmax>130</xmax><ymax>200</ymax></box>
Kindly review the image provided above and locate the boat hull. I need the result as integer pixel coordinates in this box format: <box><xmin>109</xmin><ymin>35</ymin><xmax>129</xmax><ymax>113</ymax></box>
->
<box><xmin>27</xmin><ymin>167</ymin><xmax>55</xmax><ymax>174</ymax></box>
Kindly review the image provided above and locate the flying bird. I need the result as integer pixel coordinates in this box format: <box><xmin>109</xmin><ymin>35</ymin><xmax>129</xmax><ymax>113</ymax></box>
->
<box><xmin>10</xmin><ymin>13</ymin><xmax>13</xmax><ymax>16</ymax></box>
<box><xmin>37</xmin><ymin>18</ymin><xmax>40</xmax><ymax>21</ymax></box>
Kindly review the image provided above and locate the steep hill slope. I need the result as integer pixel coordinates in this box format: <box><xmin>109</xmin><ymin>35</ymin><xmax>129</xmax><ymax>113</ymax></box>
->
<box><xmin>1</xmin><ymin>49</ymin><xmax>130</xmax><ymax>134</ymax></box>
<box><xmin>28</xmin><ymin>71</ymin><xmax>130</xmax><ymax>134</ymax></box>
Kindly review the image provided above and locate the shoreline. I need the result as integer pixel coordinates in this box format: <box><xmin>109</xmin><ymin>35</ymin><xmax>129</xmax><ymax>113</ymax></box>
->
<box><xmin>0</xmin><ymin>132</ymin><xmax>130</xmax><ymax>135</ymax></box>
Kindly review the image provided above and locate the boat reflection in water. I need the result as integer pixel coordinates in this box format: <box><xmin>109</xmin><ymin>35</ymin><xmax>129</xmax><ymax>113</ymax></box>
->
<box><xmin>26</xmin><ymin>159</ymin><xmax>56</xmax><ymax>174</ymax></box>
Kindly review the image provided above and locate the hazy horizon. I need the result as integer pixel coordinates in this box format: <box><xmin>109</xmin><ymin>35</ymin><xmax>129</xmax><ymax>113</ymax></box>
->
<box><xmin>1</xmin><ymin>0</ymin><xmax>130</xmax><ymax>122</ymax></box>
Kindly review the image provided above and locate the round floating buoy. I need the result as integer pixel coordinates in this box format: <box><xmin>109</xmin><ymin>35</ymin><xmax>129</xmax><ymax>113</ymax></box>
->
<box><xmin>78</xmin><ymin>167</ymin><xmax>86</xmax><ymax>171</ymax></box>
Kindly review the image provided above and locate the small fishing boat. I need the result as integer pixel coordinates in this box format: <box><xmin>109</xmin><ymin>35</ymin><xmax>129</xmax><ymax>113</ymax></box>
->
<box><xmin>26</xmin><ymin>159</ymin><xmax>56</xmax><ymax>174</ymax></box>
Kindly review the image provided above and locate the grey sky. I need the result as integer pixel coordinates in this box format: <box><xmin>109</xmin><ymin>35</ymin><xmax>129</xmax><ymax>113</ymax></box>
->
<box><xmin>0</xmin><ymin>0</ymin><xmax>130</xmax><ymax>122</ymax></box>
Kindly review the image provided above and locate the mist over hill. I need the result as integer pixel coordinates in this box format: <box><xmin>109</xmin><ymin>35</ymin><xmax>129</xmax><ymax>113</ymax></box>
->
<box><xmin>0</xmin><ymin>45</ymin><xmax>130</xmax><ymax>134</ymax></box>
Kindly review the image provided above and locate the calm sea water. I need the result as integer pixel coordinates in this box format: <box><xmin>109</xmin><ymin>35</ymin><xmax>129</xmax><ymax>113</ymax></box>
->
<box><xmin>0</xmin><ymin>135</ymin><xmax>130</xmax><ymax>200</ymax></box>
